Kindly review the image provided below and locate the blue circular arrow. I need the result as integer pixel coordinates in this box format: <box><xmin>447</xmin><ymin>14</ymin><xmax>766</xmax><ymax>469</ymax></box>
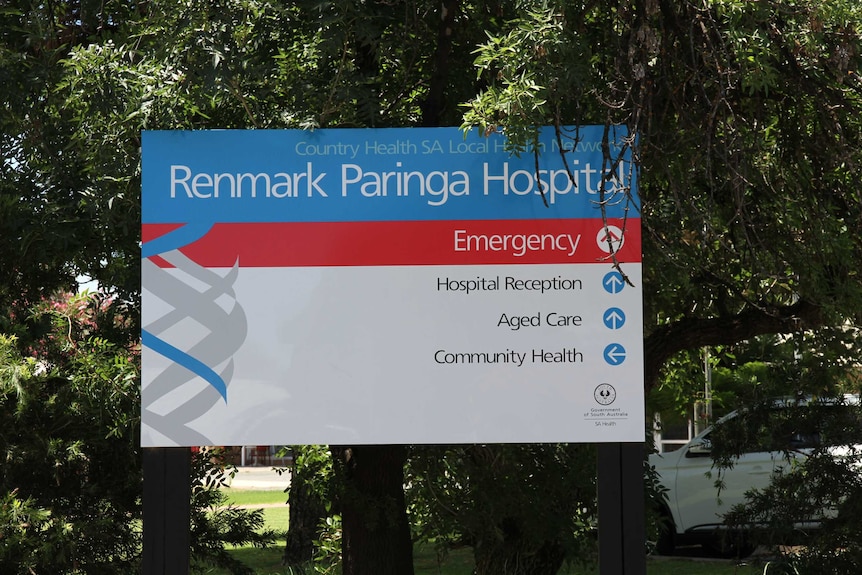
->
<box><xmin>603</xmin><ymin>307</ymin><xmax>626</xmax><ymax>329</ymax></box>
<box><xmin>603</xmin><ymin>271</ymin><xmax>625</xmax><ymax>294</ymax></box>
<box><xmin>603</xmin><ymin>343</ymin><xmax>626</xmax><ymax>365</ymax></box>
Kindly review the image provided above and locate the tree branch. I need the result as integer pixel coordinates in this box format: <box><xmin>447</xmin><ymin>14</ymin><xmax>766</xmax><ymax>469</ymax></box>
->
<box><xmin>644</xmin><ymin>300</ymin><xmax>824</xmax><ymax>392</ymax></box>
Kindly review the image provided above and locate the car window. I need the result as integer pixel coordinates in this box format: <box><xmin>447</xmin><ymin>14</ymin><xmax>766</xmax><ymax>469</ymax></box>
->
<box><xmin>702</xmin><ymin>400</ymin><xmax>862</xmax><ymax>462</ymax></box>
<box><xmin>788</xmin><ymin>431</ymin><xmax>821</xmax><ymax>449</ymax></box>
<box><xmin>718</xmin><ymin>413</ymin><xmax>777</xmax><ymax>455</ymax></box>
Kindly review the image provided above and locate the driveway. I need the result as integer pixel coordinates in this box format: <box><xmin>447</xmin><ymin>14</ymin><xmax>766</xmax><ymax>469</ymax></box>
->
<box><xmin>226</xmin><ymin>466</ymin><xmax>292</xmax><ymax>490</ymax></box>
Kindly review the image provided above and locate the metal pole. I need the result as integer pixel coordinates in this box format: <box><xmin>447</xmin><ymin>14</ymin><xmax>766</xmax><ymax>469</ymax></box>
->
<box><xmin>143</xmin><ymin>447</ymin><xmax>191</xmax><ymax>575</ymax></box>
<box><xmin>598</xmin><ymin>442</ymin><xmax>646</xmax><ymax>575</ymax></box>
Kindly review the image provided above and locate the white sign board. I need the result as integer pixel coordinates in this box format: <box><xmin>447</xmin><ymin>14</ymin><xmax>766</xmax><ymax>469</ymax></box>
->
<box><xmin>141</xmin><ymin>127</ymin><xmax>643</xmax><ymax>446</ymax></box>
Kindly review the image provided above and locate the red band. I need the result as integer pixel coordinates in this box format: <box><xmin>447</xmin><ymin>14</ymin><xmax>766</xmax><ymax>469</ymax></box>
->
<box><xmin>143</xmin><ymin>219</ymin><xmax>641</xmax><ymax>267</ymax></box>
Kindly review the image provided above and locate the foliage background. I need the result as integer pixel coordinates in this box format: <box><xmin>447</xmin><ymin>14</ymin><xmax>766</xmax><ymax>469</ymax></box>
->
<box><xmin>3</xmin><ymin>0</ymin><xmax>862</xmax><ymax>573</ymax></box>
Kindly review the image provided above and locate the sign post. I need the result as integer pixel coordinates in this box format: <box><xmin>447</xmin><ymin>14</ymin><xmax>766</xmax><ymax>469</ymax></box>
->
<box><xmin>142</xmin><ymin>447</ymin><xmax>190</xmax><ymax>575</ymax></box>
<box><xmin>598</xmin><ymin>443</ymin><xmax>646</xmax><ymax>575</ymax></box>
<box><xmin>141</xmin><ymin>126</ymin><xmax>644</xmax><ymax>571</ymax></box>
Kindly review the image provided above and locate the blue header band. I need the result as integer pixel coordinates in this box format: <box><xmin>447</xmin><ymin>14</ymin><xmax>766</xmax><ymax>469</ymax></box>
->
<box><xmin>142</xmin><ymin>126</ymin><xmax>637</xmax><ymax>224</ymax></box>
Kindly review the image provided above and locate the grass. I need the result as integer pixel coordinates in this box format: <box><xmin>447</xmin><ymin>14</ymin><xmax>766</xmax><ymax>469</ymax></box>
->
<box><xmin>225</xmin><ymin>489</ymin><xmax>290</xmax><ymax>528</ymax></box>
<box><xmin>206</xmin><ymin>489</ymin><xmax>767</xmax><ymax>575</ymax></box>
<box><xmin>222</xmin><ymin>488</ymin><xmax>290</xmax><ymax>534</ymax></box>
<box><xmin>224</xmin><ymin>489</ymin><xmax>289</xmax><ymax>507</ymax></box>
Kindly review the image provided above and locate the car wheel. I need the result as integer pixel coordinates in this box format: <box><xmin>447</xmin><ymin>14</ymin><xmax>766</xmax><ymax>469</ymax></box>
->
<box><xmin>655</xmin><ymin>526</ymin><xmax>675</xmax><ymax>556</ymax></box>
<box><xmin>706</xmin><ymin>531</ymin><xmax>756</xmax><ymax>559</ymax></box>
<box><xmin>653</xmin><ymin>508</ymin><xmax>675</xmax><ymax>555</ymax></box>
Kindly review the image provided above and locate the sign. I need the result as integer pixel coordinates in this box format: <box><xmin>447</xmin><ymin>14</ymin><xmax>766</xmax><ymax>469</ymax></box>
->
<box><xmin>141</xmin><ymin>127</ymin><xmax>644</xmax><ymax>446</ymax></box>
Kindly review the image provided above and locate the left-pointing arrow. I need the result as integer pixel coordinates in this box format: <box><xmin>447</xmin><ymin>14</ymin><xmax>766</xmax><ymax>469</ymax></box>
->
<box><xmin>603</xmin><ymin>343</ymin><xmax>627</xmax><ymax>365</ymax></box>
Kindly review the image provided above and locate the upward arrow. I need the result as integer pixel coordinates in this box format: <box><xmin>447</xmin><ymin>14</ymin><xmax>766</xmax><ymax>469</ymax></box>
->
<box><xmin>604</xmin><ymin>273</ymin><xmax>625</xmax><ymax>293</ymax></box>
<box><xmin>601</xmin><ymin>230</ymin><xmax>621</xmax><ymax>243</ymax></box>
<box><xmin>604</xmin><ymin>308</ymin><xmax>625</xmax><ymax>329</ymax></box>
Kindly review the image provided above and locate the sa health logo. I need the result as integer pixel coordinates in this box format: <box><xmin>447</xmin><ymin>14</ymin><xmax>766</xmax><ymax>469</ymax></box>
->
<box><xmin>594</xmin><ymin>384</ymin><xmax>617</xmax><ymax>406</ymax></box>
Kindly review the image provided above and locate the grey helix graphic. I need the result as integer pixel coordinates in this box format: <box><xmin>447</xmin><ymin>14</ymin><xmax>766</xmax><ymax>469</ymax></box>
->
<box><xmin>142</xmin><ymin>249</ymin><xmax>247</xmax><ymax>445</ymax></box>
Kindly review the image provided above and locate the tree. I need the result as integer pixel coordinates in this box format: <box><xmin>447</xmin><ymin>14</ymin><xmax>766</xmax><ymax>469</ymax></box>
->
<box><xmin>464</xmin><ymin>0</ymin><xmax>862</xmax><ymax>393</ymax></box>
<box><xmin>407</xmin><ymin>444</ymin><xmax>599</xmax><ymax>575</ymax></box>
<box><xmin>1</xmin><ymin>0</ymin><xmax>144</xmax><ymax>341</ymax></box>
<box><xmin>465</xmin><ymin>1</ymin><xmax>862</xmax><ymax>568</ymax></box>
<box><xmin>190</xmin><ymin>448</ymin><xmax>281</xmax><ymax>575</ymax></box>
<box><xmin>332</xmin><ymin>445</ymin><xmax>414</xmax><ymax>575</ymax></box>
<box><xmin>0</xmin><ymin>291</ymin><xmax>278</xmax><ymax>574</ymax></box>
<box><xmin>0</xmin><ymin>294</ymin><xmax>141</xmax><ymax>573</ymax></box>
<box><xmin>282</xmin><ymin>446</ymin><xmax>332</xmax><ymax>567</ymax></box>
<box><xmin>1</xmin><ymin>3</ymin><xmax>280</xmax><ymax>571</ymax></box>
<box><xmin>714</xmin><ymin>388</ymin><xmax>862</xmax><ymax>572</ymax></box>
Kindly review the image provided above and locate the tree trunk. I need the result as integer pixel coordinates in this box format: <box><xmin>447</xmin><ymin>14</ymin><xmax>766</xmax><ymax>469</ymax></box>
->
<box><xmin>333</xmin><ymin>445</ymin><xmax>414</xmax><ymax>575</ymax></box>
<box><xmin>420</xmin><ymin>0</ymin><xmax>459</xmax><ymax>126</ymax></box>
<box><xmin>332</xmin><ymin>1</ymin><xmax>457</xmax><ymax>572</ymax></box>
<box><xmin>282</xmin><ymin>448</ymin><xmax>328</xmax><ymax>567</ymax></box>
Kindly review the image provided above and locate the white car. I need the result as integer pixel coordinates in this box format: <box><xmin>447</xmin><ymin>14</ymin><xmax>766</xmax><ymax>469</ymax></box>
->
<box><xmin>649</xmin><ymin>396</ymin><xmax>860</xmax><ymax>558</ymax></box>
